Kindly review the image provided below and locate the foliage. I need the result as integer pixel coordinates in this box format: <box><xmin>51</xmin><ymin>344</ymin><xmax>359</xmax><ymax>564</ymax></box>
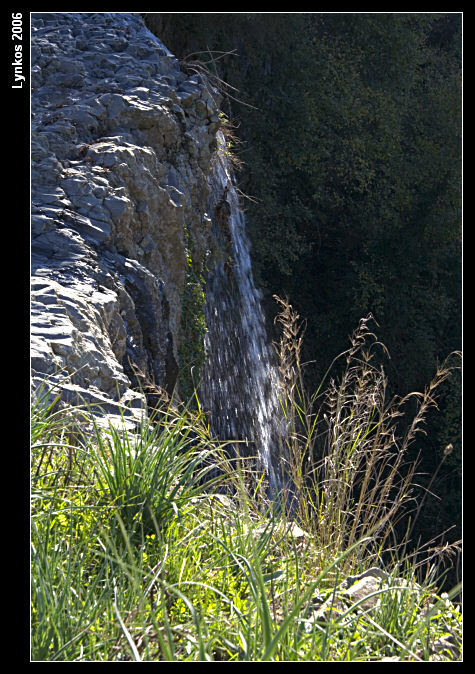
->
<box><xmin>272</xmin><ymin>298</ymin><xmax>461</xmax><ymax>581</ymax></box>
<box><xmin>146</xmin><ymin>10</ymin><xmax>461</xmax><ymax>384</ymax></box>
<box><xmin>144</xmin><ymin>10</ymin><xmax>461</xmax><ymax>568</ymax></box>
<box><xmin>178</xmin><ymin>225</ymin><xmax>208</xmax><ymax>401</ymax></box>
<box><xmin>31</xmin><ymin>320</ymin><xmax>461</xmax><ymax>660</ymax></box>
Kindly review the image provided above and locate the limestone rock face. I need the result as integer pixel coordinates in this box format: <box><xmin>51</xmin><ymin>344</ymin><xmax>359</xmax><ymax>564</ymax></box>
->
<box><xmin>31</xmin><ymin>12</ymin><xmax>220</xmax><ymax>418</ymax></box>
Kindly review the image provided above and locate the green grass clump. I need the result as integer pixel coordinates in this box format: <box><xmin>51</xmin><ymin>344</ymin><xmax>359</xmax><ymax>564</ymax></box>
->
<box><xmin>31</xmin><ymin>314</ymin><xmax>461</xmax><ymax>661</ymax></box>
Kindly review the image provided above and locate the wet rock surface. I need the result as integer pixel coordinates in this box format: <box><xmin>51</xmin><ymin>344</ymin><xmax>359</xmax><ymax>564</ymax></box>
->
<box><xmin>31</xmin><ymin>12</ymin><xmax>221</xmax><ymax>417</ymax></box>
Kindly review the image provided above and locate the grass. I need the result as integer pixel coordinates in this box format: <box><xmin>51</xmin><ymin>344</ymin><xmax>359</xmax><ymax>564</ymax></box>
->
<box><xmin>273</xmin><ymin>298</ymin><xmax>461</xmax><ymax>576</ymax></box>
<box><xmin>30</xmin><ymin>310</ymin><xmax>462</xmax><ymax>661</ymax></box>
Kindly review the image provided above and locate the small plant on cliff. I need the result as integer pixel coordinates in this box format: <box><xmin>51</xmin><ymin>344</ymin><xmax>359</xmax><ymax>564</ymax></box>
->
<box><xmin>179</xmin><ymin>48</ymin><xmax>257</xmax><ymax>115</ymax></box>
<box><xmin>215</xmin><ymin>112</ymin><xmax>244</xmax><ymax>170</ymax></box>
<box><xmin>178</xmin><ymin>226</ymin><xmax>208</xmax><ymax>402</ymax></box>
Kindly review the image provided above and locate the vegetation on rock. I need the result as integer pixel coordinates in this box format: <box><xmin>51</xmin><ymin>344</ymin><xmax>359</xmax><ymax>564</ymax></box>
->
<box><xmin>178</xmin><ymin>225</ymin><xmax>208</xmax><ymax>401</ymax></box>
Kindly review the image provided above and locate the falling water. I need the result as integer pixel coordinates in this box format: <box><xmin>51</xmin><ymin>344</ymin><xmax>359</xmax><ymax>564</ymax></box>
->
<box><xmin>199</xmin><ymin>134</ymin><xmax>286</xmax><ymax>493</ymax></box>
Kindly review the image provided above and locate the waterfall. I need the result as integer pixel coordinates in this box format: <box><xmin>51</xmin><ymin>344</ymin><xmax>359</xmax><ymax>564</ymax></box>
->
<box><xmin>199</xmin><ymin>134</ymin><xmax>286</xmax><ymax>494</ymax></box>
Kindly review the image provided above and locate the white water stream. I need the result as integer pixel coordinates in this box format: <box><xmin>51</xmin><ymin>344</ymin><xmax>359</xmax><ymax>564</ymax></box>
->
<box><xmin>199</xmin><ymin>135</ymin><xmax>286</xmax><ymax>493</ymax></box>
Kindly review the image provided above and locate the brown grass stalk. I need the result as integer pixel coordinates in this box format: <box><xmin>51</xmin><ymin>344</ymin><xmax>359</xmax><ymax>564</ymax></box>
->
<box><xmin>272</xmin><ymin>297</ymin><xmax>459</xmax><ymax>576</ymax></box>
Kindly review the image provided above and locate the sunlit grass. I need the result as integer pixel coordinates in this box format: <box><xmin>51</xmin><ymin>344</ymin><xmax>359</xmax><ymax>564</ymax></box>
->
<box><xmin>31</xmin><ymin>322</ymin><xmax>461</xmax><ymax>661</ymax></box>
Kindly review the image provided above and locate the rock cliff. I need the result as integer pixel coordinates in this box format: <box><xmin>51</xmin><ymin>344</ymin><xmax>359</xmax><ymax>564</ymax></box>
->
<box><xmin>31</xmin><ymin>12</ymin><xmax>222</xmax><ymax>421</ymax></box>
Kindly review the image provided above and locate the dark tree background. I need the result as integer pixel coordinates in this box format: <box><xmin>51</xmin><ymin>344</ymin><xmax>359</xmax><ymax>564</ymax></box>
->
<box><xmin>145</xmin><ymin>13</ymin><xmax>462</xmax><ymax>581</ymax></box>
